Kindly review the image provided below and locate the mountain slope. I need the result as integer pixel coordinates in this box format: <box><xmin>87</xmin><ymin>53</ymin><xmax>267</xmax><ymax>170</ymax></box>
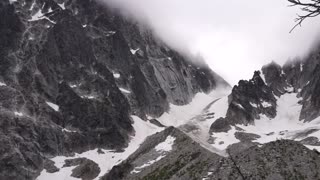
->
<box><xmin>3</xmin><ymin>0</ymin><xmax>320</xmax><ymax>179</ymax></box>
<box><xmin>104</xmin><ymin>127</ymin><xmax>320</xmax><ymax>180</ymax></box>
<box><xmin>0</xmin><ymin>0</ymin><xmax>228</xmax><ymax>179</ymax></box>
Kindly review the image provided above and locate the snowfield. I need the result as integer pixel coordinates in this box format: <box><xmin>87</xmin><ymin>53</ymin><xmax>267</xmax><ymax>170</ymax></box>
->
<box><xmin>37</xmin><ymin>116</ymin><xmax>164</xmax><ymax>180</ymax></box>
<box><xmin>156</xmin><ymin>87</ymin><xmax>231</xmax><ymax>155</ymax></box>
<box><xmin>156</xmin><ymin>87</ymin><xmax>231</xmax><ymax>128</ymax></box>
<box><xmin>211</xmin><ymin>92</ymin><xmax>320</xmax><ymax>152</ymax></box>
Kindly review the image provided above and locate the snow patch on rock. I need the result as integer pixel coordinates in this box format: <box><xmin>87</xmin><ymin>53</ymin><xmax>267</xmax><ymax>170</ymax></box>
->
<box><xmin>14</xmin><ymin>112</ymin><xmax>24</xmax><ymax>117</ymax></box>
<box><xmin>28</xmin><ymin>8</ymin><xmax>56</xmax><ymax>24</ymax></box>
<box><xmin>62</xmin><ymin>128</ymin><xmax>77</xmax><ymax>133</ymax></box>
<box><xmin>131</xmin><ymin>135</ymin><xmax>176</xmax><ymax>174</ymax></box>
<box><xmin>46</xmin><ymin>102</ymin><xmax>59</xmax><ymax>112</ymax></box>
<box><xmin>29</xmin><ymin>1</ymin><xmax>36</xmax><ymax>10</ymax></box>
<box><xmin>119</xmin><ymin>88</ymin><xmax>131</xmax><ymax>94</ymax></box>
<box><xmin>155</xmin><ymin>135</ymin><xmax>176</xmax><ymax>152</ymax></box>
<box><xmin>81</xmin><ymin>95</ymin><xmax>96</xmax><ymax>99</ymax></box>
<box><xmin>250</xmin><ymin>102</ymin><xmax>258</xmax><ymax>108</ymax></box>
<box><xmin>58</xmin><ymin>2</ymin><xmax>66</xmax><ymax>10</ymax></box>
<box><xmin>131</xmin><ymin>155</ymin><xmax>165</xmax><ymax>174</ymax></box>
<box><xmin>234</xmin><ymin>103</ymin><xmax>245</xmax><ymax>110</ymax></box>
<box><xmin>113</xmin><ymin>73</ymin><xmax>120</xmax><ymax>79</ymax></box>
<box><xmin>261</xmin><ymin>101</ymin><xmax>272</xmax><ymax>108</ymax></box>
<box><xmin>130</xmin><ymin>48</ymin><xmax>140</xmax><ymax>55</ymax></box>
<box><xmin>9</xmin><ymin>0</ymin><xmax>17</xmax><ymax>4</ymax></box>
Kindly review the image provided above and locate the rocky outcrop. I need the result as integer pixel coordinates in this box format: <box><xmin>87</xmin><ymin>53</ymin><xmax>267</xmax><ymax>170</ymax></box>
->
<box><xmin>262</xmin><ymin>61</ymin><xmax>289</xmax><ymax>96</ymax></box>
<box><xmin>298</xmin><ymin>48</ymin><xmax>320</xmax><ymax>121</ymax></box>
<box><xmin>104</xmin><ymin>127</ymin><xmax>320</xmax><ymax>180</ymax></box>
<box><xmin>209</xmin><ymin>140</ymin><xmax>320</xmax><ymax>180</ymax></box>
<box><xmin>210</xmin><ymin>71</ymin><xmax>276</xmax><ymax>133</ymax></box>
<box><xmin>102</xmin><ymin>127</ymin><xmax>222</xmax><ymax>180</ymax></box>
<box><xmin>63</xmin><ymin>158</ymin><xmax>101</xmax><ymax>180</ymax></box>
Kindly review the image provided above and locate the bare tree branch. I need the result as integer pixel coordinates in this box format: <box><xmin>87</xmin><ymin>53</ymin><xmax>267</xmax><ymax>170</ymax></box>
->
<box><xmin>288</xmin><ymin>0</ymin><xmax>320</xmax><ymax>33</ymax></box>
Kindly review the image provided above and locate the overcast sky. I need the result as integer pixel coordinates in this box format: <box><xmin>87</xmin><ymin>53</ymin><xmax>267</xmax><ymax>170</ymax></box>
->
<box><xmin>99</xmin><ymin>0</ymin><xmax>320</xmax><ymax>85</ymax></box>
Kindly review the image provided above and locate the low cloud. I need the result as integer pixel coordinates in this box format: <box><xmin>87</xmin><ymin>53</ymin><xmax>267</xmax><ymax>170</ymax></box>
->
<box><xmin>99</xmin><ymin>0</ymin><xmax>320</xmax><ymax>84</ymax></box>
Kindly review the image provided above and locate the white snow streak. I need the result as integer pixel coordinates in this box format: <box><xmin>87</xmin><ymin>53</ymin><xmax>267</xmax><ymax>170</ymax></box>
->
<box><xmin>113</xmin><ymin>73</ymin><xmax>120</xmax><ymax>79</ymax></box>
<box><xmin>46</xmin><ymin>102</ymin><xmax>59</xmax><ymax>112</ymax></box>
<box><xmin>58</xmin><ymin>2</ymin><xmax>66</xmax><ymax>10</ymax></box>
<box><xmin>250</xmin><ymin>102</ymin><xmax>258</xmax><ymax>108</ymax></box>
<box><xmin>62</xmin><ymin>128</ymin><xmax>77</xmax><ymax>133</ymax></box>
<box><xmin>130</xmin><ymin>48</ymin><xmax>140</xmax><ymax>55</ymax></box>
<box><xmin>131</xmin><ymin>155</ymin><xmax>165</xmax><ymax>174</ymax></box>
<box><xmin>29</xmin><ymin>1</ymin><xmax>36</xmax><ymax>10</ymax></box>
<box><xmin>81</xmin><ymin>95</ymin><xmax>96</xmax><ymax>99</ymax></box>
<box><xmin>9</xmin><ymin>0</ymin><xmax>17</xmax><ymax>4</ymax></box>
<box><xmin>261</xmin><ymin>101</ymin><xmax>272</xmax><ymax>108</ymax></box>
<box><xmin>28</xmin><ymin>9</ymin><xmax>56</xmax><ymax>24</ymax></box>
<box><xmin>14</xmin><ymin>112</ymin><xmax>24</xmax><ymax>117</ymax></box>
<box><xmin>119</xmin><ymin>88</ymin><xmax>131</xmax><ymax>94</ymax></box>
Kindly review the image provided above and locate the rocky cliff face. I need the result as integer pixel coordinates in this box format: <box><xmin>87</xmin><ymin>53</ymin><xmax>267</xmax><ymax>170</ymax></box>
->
<box><xmin>3</xmin><ymin>0</ymin><xmax>320</xmax><ymax>180</ymax></box>
<box><xmin>210</xmin><ymin>71</ymin><xmax>277</xmax><ymax>133</ymax></box>
<box><xmin>0</xmin><ymin>0</ymin><xmax>228</xmax><ymax>179</ymax></box>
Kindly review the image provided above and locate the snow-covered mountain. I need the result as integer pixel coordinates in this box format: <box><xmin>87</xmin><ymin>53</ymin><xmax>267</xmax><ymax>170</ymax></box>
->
<box><xmin>0</xmin><ymin>0</ymin><xmax>228</xmax><ymax>179</ymax></box>
<box><xmin>103</xmin><ymin>53</ymin><xmax>320</xmax><ymax>179</ymax></box>
<box><xmin>2</xmin><ymin>0</ymin><xmax>320</xmax><ymax>180</ymax></box>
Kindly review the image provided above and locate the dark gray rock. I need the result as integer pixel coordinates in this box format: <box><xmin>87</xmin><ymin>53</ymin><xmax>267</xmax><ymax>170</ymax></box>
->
<box><xmin>71</xmin><ymin>160</ymin><xmax>100</xmax><ymax>180</ymax></box>
<box><xmin>234</xmin><ymin>132</ymin><xmax>261</xmax><ymax>142</ymax></box>
<box><xmin>292</xmin><ymin>129</ymin><xmax>319</xmax><ymax>140</ymax></box>
<box><xmin>209</xmin><ymin>117</ymin><xmax>231</xmax><ymax>133</ymax></box>
<box><xmin>43</xmin><ymin>159</ymin><xmax>59</xmax><ymax>173</ymax></box>
<box><xmin>300</xmin><ymin>64</ymin><xmax>320</xmax><ymax>122</ymax></box>
<box><xmin>227</xmin><ymin>141</ymin><xmax>258</xmax><ymax>156</ymax></box>
<box><xmin>209</xmin><ymin>140</ymin><xmax>320</xmax><ymax>180</ymax></box>
<box><xmin>262</xmin><ymin>61</ymin><xmax>289</xmax><ymax>96</ymax></box>
<box><xmin>62</xmin><ymin>158</ymin><xmax>100</xmax><ymax>180</ymax></box>
<box><xmin>300</xmin><ymin>136</ymin><xmax>320</xmax><ymax>146</ymax></box>
<box><xmin>149</xmin><ymin>119</ymin><xmax>166</xmax><ymax>128</ymax></box>
<box><xmin>210</xmin><ymin>71</ymin><xmax>276</xmax><ymax>133</ymax></box>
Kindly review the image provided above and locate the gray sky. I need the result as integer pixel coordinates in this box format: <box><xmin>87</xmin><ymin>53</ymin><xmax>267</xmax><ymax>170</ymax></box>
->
<box><xmin>99</xmin><ymin>0</ymin><xmax>320</xmax><ymax>85</ymax></box>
